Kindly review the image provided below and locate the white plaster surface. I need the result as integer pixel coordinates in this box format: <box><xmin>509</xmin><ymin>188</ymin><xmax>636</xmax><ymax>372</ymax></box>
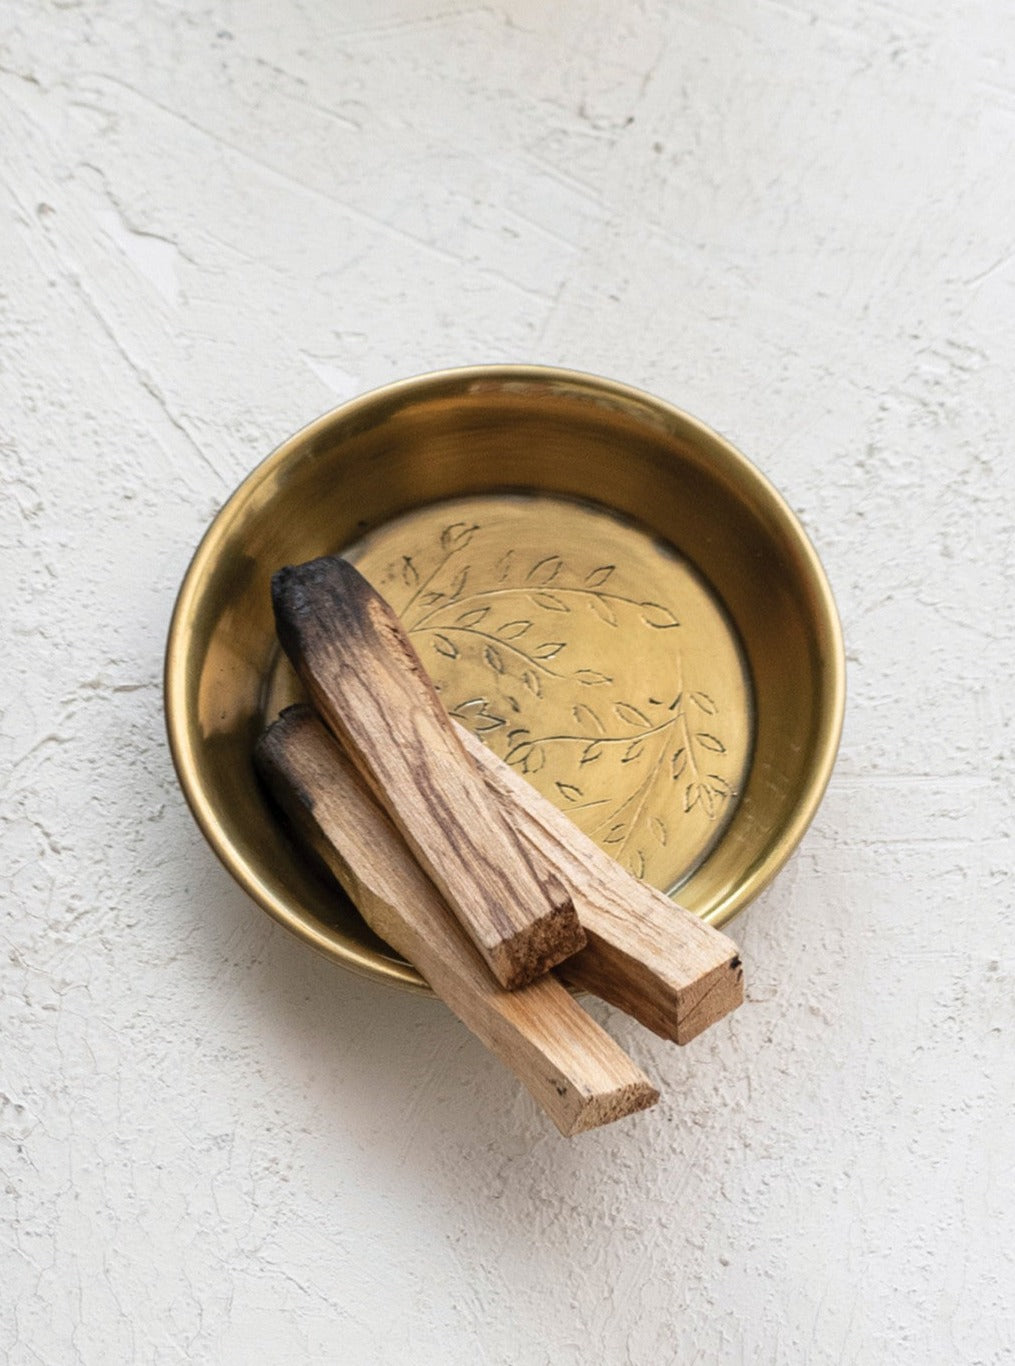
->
<box><xmin>2</xmin><ymin>1</ymin><xmax>1013</xmax><ymax>1361</ymax></box>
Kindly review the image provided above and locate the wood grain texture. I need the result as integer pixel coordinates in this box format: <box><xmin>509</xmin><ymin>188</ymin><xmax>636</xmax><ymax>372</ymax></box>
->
<box><xmin>457</xmin><ymin>725</ymin><xmax>744</xmax><ymax>1044</ymax></box>
<box><xmin>271</xmin><ymin>556</ymin><xmax>586</xmax><ymax>989</ymax></box>
<box><xmin>266</xmin><ymin>703</ymin><xmax>740</xmax><ymax>1045</ymax></box>
<box><xmin>256</xmin><ymin>707</ymin><xmax>658</xmax><ymax>1136</ymax></box>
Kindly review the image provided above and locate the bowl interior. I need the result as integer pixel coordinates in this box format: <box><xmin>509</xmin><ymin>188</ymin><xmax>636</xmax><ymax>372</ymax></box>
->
<box><xmin>165</xmin><ymin>367</ymin><xmax>844</xmax><ymax>991</ymax></box>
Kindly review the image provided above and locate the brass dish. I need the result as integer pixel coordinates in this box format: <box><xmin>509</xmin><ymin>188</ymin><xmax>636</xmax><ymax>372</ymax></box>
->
<box><xmin>165</xmin><ymin>366</ymin><xmax>844</xmax><ymax>992</ymax></box>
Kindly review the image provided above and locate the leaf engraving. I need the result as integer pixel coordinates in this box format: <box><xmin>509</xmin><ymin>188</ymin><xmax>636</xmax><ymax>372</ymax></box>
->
<box><xmin>614</xmin><ymin>702</ymin><xmax>651</xmax><ymax>729</ymax></box>
<box><xmin>585</xmin><ymin>565</ymin><xmax>615</xmax><ymax>586</ymax></box>
<box><xmin>506</xmin><ymin>740</ymin><xmax>545</xmax><ymax>774</ymax></box>
<box><xmin>526</xmin><ymin>555</ymin><xmax>564</xmax><ymax>584</ymax></box>
<box><xmin>449</xmin><ymin>698</ymin><xmax>505</xmax><ymax>732</ymax></box>
<box><xmin>483</xmin><ymin>644</ymin><xmax>505</xmax><ymax>674</ymax></box>
<box><xmin>640</xmin><ymin>600</ymin><xmax>680</xmax><ymax>629</ymax></box>
<box><xmin>531</xmin><ymin>591</ymin><xmax>569</xmax><ymax>613</ymax></box>
<box><xmin>441</xmin><ymin>522</ymin><xmax>478</xmax><ymax>551</ymax></box>
<box><xmin>447</xmin><ymin>566</ymin><xmax>469</xmax><ymax>599</ymax></box>
<box><xmin>432</xmin><ymin>633</ymin><xmax>458</xmax><ymax>659</ymax></box>
<box><xmin>696</xmin><ymin>732</ymin><xmax>726</xmax><ymax>754</ymax></box>
<box><xmin>572</xmin><ymin>703</ymin><xmax>605</xmax><ymax>734</ymax></box>
<box><xmin>532</xmin><ymin>641</ymin><xmax>566</xmax><ymax>660</ymax></box>
<box><xmin>588</xmin><ymin>594</ymin><xmax>618</xmax><ymax>626</ymax></box>
<box><xmin>498</xmin><ymin>619</ymin><xmax>532</xmax><ymax>639</ymax></box>
<box><xmin>494</xmin><ymin>549</ymin><xmax>514</xmax><ymax>581</ymax></box>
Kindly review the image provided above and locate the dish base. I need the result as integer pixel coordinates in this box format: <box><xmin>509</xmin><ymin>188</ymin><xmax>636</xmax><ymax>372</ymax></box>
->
<box><xmin>263</xmin><ymin>491</ymin><xmax>753</xmax><ymax>894</ymax></box>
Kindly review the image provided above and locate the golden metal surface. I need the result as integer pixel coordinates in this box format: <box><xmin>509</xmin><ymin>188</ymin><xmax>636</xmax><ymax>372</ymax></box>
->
<box><xmin>165</xmin><ymin>366</ymin><xmax>845</xmax><ymax>993</ymax></box>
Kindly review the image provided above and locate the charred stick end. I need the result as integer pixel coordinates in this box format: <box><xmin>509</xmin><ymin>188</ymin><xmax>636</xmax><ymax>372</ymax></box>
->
<box><xmin>271</xmin><ymin>556</ymin><xmax>379</xmax><ymax>666</ymax></box>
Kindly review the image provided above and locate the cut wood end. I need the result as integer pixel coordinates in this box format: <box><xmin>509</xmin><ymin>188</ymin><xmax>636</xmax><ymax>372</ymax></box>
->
<box><xmin>487</xmin><ymin>897</ymin><xmax>587</xmax><ymax>990</ymax></box>
<box><xmin>673</xmin><ymin>954</ymin><xmax>744</xmax><ymax>1045</ymax></box>
<box><xmin>558</xmin><ymin>935</ymin><xmax>743</xmax><ymax>1045</ymax></box>
<box><xmin>563</xmin><ymin>1078</ymin><xmax>660</xmax><ymax>1137</ymax></box>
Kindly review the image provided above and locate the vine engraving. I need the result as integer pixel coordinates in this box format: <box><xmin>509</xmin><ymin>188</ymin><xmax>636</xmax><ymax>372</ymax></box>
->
<box><xmin>378</xmin><ymin>519</ymin><xmax>737</xmax><ymax>880</ymax></box>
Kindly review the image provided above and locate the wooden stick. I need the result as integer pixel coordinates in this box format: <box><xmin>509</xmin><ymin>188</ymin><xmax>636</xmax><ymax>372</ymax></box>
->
<box><xmin>456</xmin><ymin>725</ymin><xmax>743</xmax><ymax>1044</ymax></box>
<box><xmin>268</xmin><ymin>703</ymin><xmax>742</xmax><ymax>1044</ymax></box>
<box><xmin>272</xmin><ymin>557</ymin><xmax>586</xmax><ymax>990</ymax></box>
<box><xmin>256</xmin><ymin>708</ymin><xmax>658</xmax><ymax>1136</ymax></box>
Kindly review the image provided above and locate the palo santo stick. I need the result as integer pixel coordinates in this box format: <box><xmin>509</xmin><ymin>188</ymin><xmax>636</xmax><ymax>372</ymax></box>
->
<box><xmin>272</xmin><ymin>557</ymin><xmax>585</xmax><ymax>991</ymax></box>
<box><xmin>268</xmin><ymin>703</ymin><xmax>741</xmax><ymax>1045</ymax></box>
<box><xmin>457</xmin><ymin>724</ymin><xmax>743</xmax><ymax>1044</ymax></box>
<box><xmin>256</xmin><ymin>707</ymin><xmax>658</xmax><ymax>1136</ymax></box>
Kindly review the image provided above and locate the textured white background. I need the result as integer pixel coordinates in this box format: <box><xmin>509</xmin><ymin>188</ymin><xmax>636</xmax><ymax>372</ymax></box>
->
<box><xmin>2</xmin><ymin>1</ymin><xmax>1013</xmax><ymax>1362</ymax></box>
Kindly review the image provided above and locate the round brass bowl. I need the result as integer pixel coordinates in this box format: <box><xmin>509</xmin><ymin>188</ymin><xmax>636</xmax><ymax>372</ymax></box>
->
<box><xmin>165</xmin><ymin>366</ymin><xmax>844</xmax><ymax>992</ymax></box>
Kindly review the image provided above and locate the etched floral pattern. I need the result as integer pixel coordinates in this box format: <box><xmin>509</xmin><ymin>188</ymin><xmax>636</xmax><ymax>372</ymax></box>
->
<box><xmin>365</xmin><ymin>516</ymin><xmax>742</xmax><ymax>883</ymax></box>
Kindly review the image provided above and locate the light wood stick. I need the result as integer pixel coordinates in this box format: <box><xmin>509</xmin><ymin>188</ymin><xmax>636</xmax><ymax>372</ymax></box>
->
<box><xmin>256</xmin><ymin>708</ymin><xmax>658</xmax><ymax>1136</ymax></box>
<box><xmin>267</xmin><ymin>703</ymin><xmax>742</xmax><ymax>1044</ymax></box>
<box><xmin>272</xmin><ymin>557</ymin><xmax>585</xmax><ymax>990</ymax></box>
<box><xmin>456</xmin><ymin>725</ymin><xmax>744</xmax><ymax>1044</ymax></box>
